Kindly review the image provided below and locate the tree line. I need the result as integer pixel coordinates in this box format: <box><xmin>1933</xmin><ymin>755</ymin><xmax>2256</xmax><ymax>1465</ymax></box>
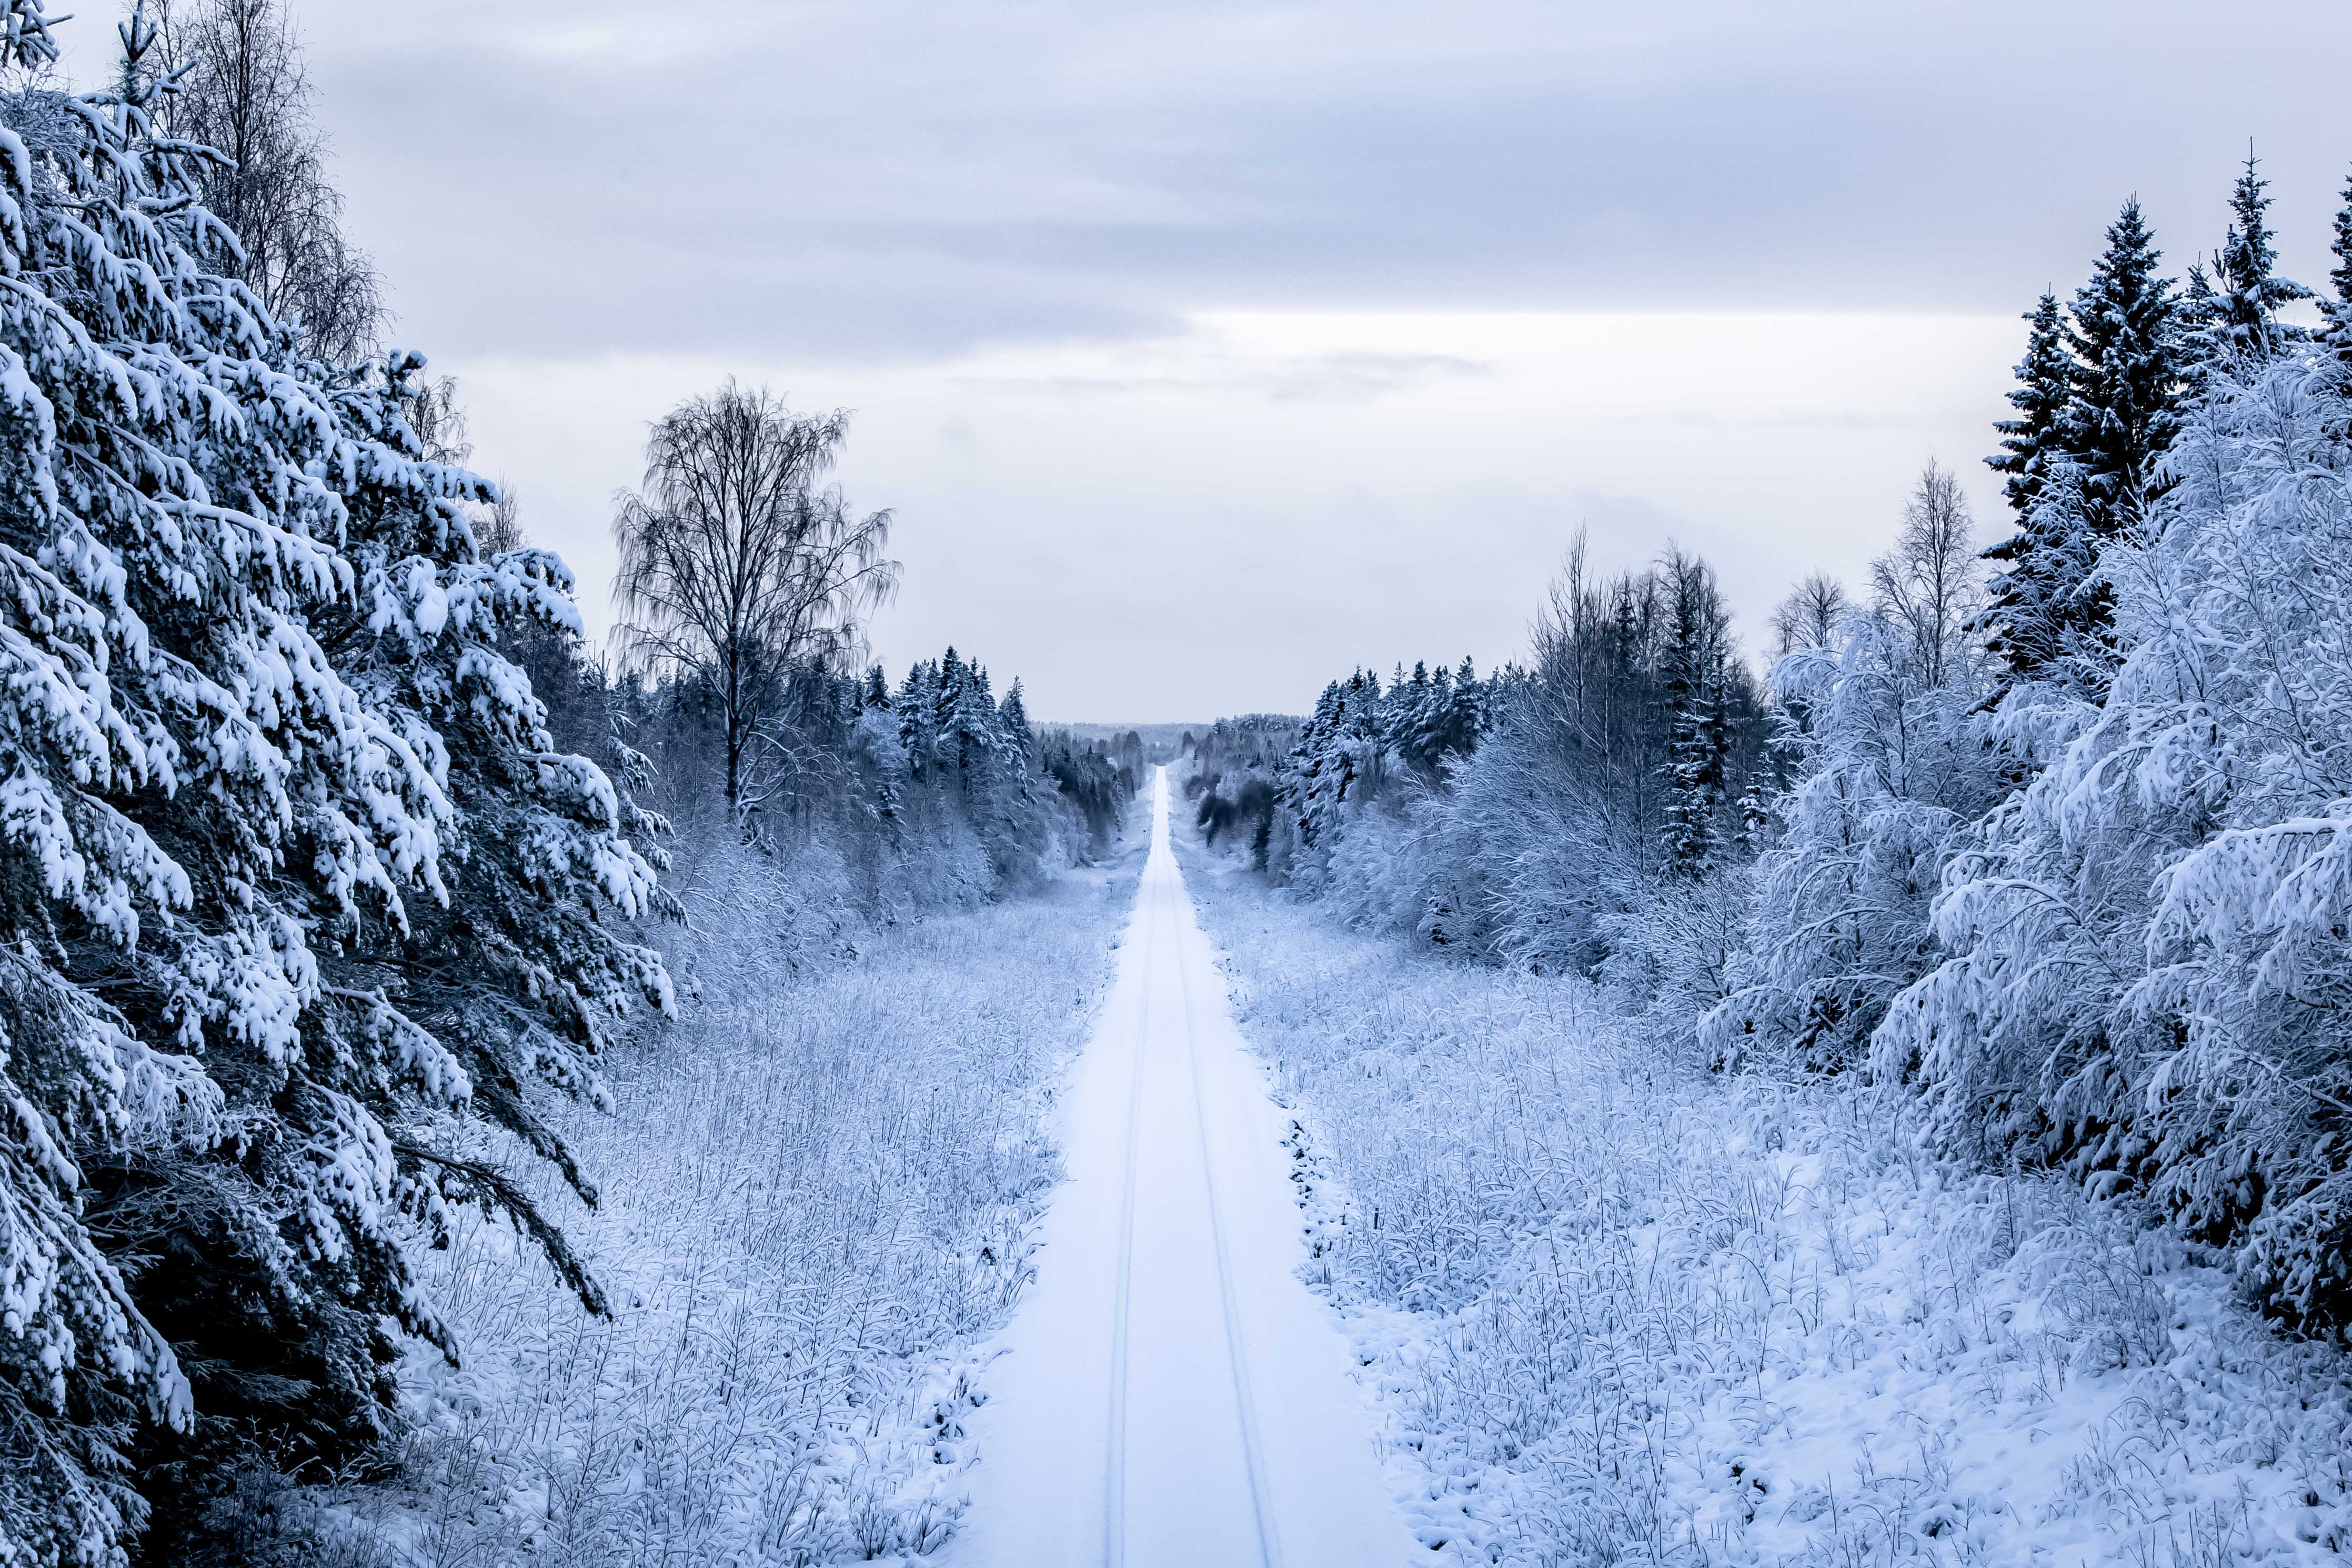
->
<box><xmin>1210</xmin><ymin>149</ymin><xmax>2352</xmax><ymax>1336</ymax></box>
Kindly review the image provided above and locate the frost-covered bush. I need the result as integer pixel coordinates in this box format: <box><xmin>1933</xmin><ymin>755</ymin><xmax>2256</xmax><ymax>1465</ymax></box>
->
<box><xmin>1879</xmin><ymin>358</ymin><xmax>2352</xmax><ymax>1328</ymax></box>
<box><xmin>1706</xmin><ymin>612</ymin><xmax>2006</xmax><ymax>1074</ymax></box>
<box><xmin>0</xmin><ymin>8</ymin><xmax>665</xmax><ymax>1557</ymax></box>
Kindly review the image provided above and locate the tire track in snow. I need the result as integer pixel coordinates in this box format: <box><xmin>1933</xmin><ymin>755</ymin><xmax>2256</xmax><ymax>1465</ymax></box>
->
<box><xmin>950</xmin><ymin>769</ymin><xmax>1413</xmax><ymax>1568</ymax></box>
<box><xmin>1171</xmin><ymin>894</ymin><xmax>1283</xmax><ymax>1568</ymax></box>
<box><xmin>1103</xmin><ymin>875</ymin><xmax>1159</xmax><ymax>1568</ymax></box>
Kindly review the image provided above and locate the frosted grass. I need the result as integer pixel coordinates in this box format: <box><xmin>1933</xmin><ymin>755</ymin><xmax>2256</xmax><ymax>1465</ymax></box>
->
<box><xmin>1180</xmin><ymin>846</ymin><xmax>2352</xmax><ymax>1568</ymax></box>
<box><xmin>315</xmin><ymin>860</ymin><xmax>1137</xmax><ymax>1566</ymax></box>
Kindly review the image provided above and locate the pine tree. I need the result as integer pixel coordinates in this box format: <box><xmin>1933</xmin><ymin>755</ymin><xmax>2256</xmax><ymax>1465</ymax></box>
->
<box><xmin>2185</xmin><ymin>148</ymin><xmax>2312</xmax><ymax>377</ymax></box>
<box><xmin>2065</xmin><ymin>197</ymin><xmax>2185</xmax><ymax>538</ymax></box>
<box><xmin>1984</xmin><ymin>292</ymin><xmax>2073</xmax><ymax>519</ymax></box>
<box><xmin>2321</xmin><ymin>164</ymin><xmax>2352</xmax><ymax>371</ymax></box>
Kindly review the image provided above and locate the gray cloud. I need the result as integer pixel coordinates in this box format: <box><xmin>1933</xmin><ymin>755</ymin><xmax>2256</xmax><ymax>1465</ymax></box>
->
<box><xmin>957</xmin><ymin>349</ymin><xmax>1490</xmax><ymax>401</ymax></box>
<box><xmin>116</xmin><ymin>0</ymin><xmax>2331</xmax><ymax>364</ymax></box>
<box><xmin>40</xmin><ymin>0</ymin><xmax>2347</xmax><ymax>719</ymax></box>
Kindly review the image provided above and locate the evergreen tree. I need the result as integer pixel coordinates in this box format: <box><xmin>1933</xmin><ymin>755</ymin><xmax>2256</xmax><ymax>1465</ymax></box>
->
<box><xmin>0</xmin><ymin>6</ymin><xmax>669</xmax><ymax>1556</ymax></box>
<box><xmin>1442</xmin><ymin>655</ymin><xmax>1484</xmax><ymax>756</ymax></box>
<box><xmin>1660</xmin><ymin>556</ymin><xmax>1732</xmax><ymax>875</ymax></box>
<box><xmin>897</xmin><ymin>660</ymin><xmax>937</xmax><ymax>776</ymax></box>
<box><xmin>2322</xmin><ymin>164</ymin><xmax>2352</xmax><ymax>370</ymax></box>
<box><xmin>933</xmin><ymin>646</ymin><xmax>966</xmax><ymax>745</ymax></box>
<box><xmin>1979</xmin><ymin>289</ymin><xmax>2099</xmax><ymax>685</ymax></box>
<box><xmin>1984</xmin><ymin>292</ymin><xmax>2073</xmax><ymax>518</ymax></box>
<box><xmin>951</xmin><ymin>659</ymin><xmax>1003</xmax><ymax>785</ymax></box>
<box><xmin>1382</xmin><ymin>662</ymin><xmax>1420</xmax><ymax>763</ymax></box>
<box><xmin>1982</xmin><ymin>198</ymin><xmax>2185</xmax><ymax>687</ymax></box>
<box><xmin>2185</xmin><ymin>148</ymin><xmax>2312</xmax><ymax>376</ymax></box>
<box><xmin>2064</xmin><ymin>197</ymin><xmax>2185</xmax><ymax>538</ymax></box>
<box><xmin>1283</xmin><ymin>683</ymin><xmax>1352</xmax><ymax>848</ymax></box>
<box><xmin>998</xmin><ymin>678</ymin><xmax>1034</xmax><ymax>757</ymax></box>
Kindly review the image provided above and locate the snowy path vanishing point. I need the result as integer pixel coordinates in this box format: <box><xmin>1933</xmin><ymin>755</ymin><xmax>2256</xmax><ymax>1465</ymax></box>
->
<box><xmin>949</xmin><ymin>768</ymin><xmax>1415</xmax><ymax>1568</ymax></box>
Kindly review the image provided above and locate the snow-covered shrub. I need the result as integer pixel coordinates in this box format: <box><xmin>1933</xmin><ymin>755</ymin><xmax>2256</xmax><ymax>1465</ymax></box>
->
<box><xmin>1705</xmin><ymin>612</ymin><xmax>2006</xmax><ymax>1074</ymax></box>
<box><xmin>1436</xmin><ymin>685</ymin><xmax>1629</xmax><ymax>972</ymax></box>
<box><xmin>1594</xmin><ymin>862</ymin><xmax>1752</xmax><ymax>1061</ymax></box>
<box><xmin>1183</xmin><ymin>713</ymin><xmax>1300</xmax><ymax>877</ymax></box>
<box><xmin>0</xmin><ymin>9</ymin><xmax>665</xmax><ymax>1557</ymax></box>
<box><xmin>1879</xmin><ymin>356</ymin><xmax>2352</xmax><ymax>1328</ymax></box>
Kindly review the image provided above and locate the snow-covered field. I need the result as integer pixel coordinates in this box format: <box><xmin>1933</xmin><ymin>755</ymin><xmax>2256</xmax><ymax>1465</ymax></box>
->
<box><xmin>318</xmin><ymin>856</ymin><xmax>1138</xmax><ymax>1565</ymax></box>
<box><xmin>1178</xmin><ymin>841</ymin><xmax>2352</xmax><ymax>1568</ymax></box>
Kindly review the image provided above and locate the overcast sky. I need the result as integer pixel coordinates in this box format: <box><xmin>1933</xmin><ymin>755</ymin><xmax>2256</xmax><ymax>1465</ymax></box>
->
<box><xmin>64</xmin><ymin>1</ymin><xmax>2352</xmax><ymax>720</ymax></box>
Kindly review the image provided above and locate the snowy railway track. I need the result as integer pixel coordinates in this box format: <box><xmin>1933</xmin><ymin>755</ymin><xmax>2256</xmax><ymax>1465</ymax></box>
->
<box><xmin>1102</xmin><ymin>867</ymin><xmax>1157</xmax><ymax>1568</ymax></box>
<box><xmin>950</xmin><ymin>771</ymin><xmax>1413</xmax><ymax>1568</ymax></box>
<box><xmin>1169</xmin><ymin>885</ymin><xmax>1284</xmax><ymax>1568</ymax></box>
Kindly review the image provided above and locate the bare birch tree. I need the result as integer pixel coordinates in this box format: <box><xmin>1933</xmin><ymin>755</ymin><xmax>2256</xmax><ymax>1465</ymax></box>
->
<box><xmin>1869</xmin><ymin>460</ymin><xmax>1978</xmax><ymax>689</ymax></box>
<box><xmin>612</xmin><ymin>383</ymin><xmax>899</xmax><ymax>817</ymax></box>
<box><xmin>153</xmin><ymin>0</ymin><xmax>385</xmax><ymax>361</ymax></box>
<box><xmin>1771</xmin><ymin>570</ymin><xmax>1851</xmax><ymax>657</ymax></box>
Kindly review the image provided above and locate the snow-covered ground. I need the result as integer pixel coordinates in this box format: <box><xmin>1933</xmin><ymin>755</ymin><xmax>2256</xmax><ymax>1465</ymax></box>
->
<box><xmin>948</xmin><ymin>769</ymin><xmax>1416</xmax><ymax>1568</ymax></box>
<box><xmin>297</xmin><ymin>772</ymin><xmax>2352</xmax><ymax>1568</ymax></box>
<box><xmin>1178</xmin><ymin>837</ymin><xmax>2352</xmax><ymax>1568</ymax></box>
<box><xmin>320</xmin><ymin>853</ymin><xmax>1140</xmax><ymax>1564</ymax></box>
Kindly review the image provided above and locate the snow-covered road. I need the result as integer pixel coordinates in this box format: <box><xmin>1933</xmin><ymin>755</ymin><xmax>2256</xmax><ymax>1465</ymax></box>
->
<box><xmin>949</xmin><ymin>768</ymin><xmax>1414</xmax><ymax>1568</ymax></box>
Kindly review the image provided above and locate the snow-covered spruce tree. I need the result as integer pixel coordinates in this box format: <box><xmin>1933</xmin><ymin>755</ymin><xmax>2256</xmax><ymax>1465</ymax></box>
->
<box><xmin>2323</xmin><ymin>165</ymin><xmax>2352</xmax><ymax>374</ymax></box>
<box><xmin>1981</xmin><ymin>200</ymin><xmax>2185</xmax><ymax>692</ymax></box>
<box><xmin>2183</xmin><ymin>148</ymin><xmax>2311</xmax><ymax>381</ymax></box>
<box><xmin>1038</xmin><ymin>722</ymin><xmax>1131</xmax><ymax>860</ymax></box>
<box><xmin>1279</xmin><ymin>679</ymin><xmax>1354</xmax><ymax>867</ymax></box>
<box><xmin>1657</xmin><ymin>549</ymin><xmax>1736</xmax><ymax>878</ymax></box>
<box><xmin>1428</xmin><ymin>655</ymin><xmax>1483</xmax><ymax>766</ymax></box>
<box><xmin>1982</xmin><ymin>292</ymin><xmax>2078</xmax><ymax>685</ymax></box>
<box><xmin>0</xmin><ymin>7</ymin><xmax>668</xmax><ymax>1557</ymax></box>
<box><xmin>1275</xmin><ymin>656</ymin><xmax>1498</xmax><ymax>946</ymax></box>
<box><xmin>1448</xmin><ymin>546</ymin><xmax>1763</xmax><ymax>1028</ymax></box>
<box><xmin>2064</xmin><ymin>199</ymin><xmax>2185</xmax><ymax>540</ymax></box>
<box><xmin>1986</xmin><ymin>292</ymin><xmax>2074</xmax><ymax>521</ymax></box>
<box><xmin>1875</xmin><ymin>354</ymin><xmax>2352</xmax><ymax>1329</ymax></box>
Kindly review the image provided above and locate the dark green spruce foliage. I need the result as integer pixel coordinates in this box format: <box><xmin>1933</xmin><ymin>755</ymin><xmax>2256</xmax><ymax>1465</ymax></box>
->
<box><xmin>1982</xmin><ymin>199</ymin><xmax>2185</xmax><ymax>688</ymax></box>
<box><xmin>1981</xmin><ymin>292</ymin><xmax>2076</xmax><ymax>681</ymax></box>
<box><xmin>2185</xmin><ymin>149</ymin><xmax>2311</xmax><ymax>375</ymax></box>
<box><xmin>1659</xmin><ymin>555</ymin><xmax>1735</xmax><ymax>877</ymax></box>
<box><xmin>2323</xmin><ymin>165</ymin><xmax>2352</xmax><ymax>368</ymax></box>
<box><xmin>0</xmin><ymin>5</ymin><xmax>674</xmax><ymax>1559</ymax></box>
<box><xmin>1985</xmin><ymin>292</ymin><xmax>2073</xmax><ymax>517</ymax></box>
<box><xmin>2066</xmin><ymin>198</ymin><xmax>2185</xmax><ymax>540</ymax></box>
